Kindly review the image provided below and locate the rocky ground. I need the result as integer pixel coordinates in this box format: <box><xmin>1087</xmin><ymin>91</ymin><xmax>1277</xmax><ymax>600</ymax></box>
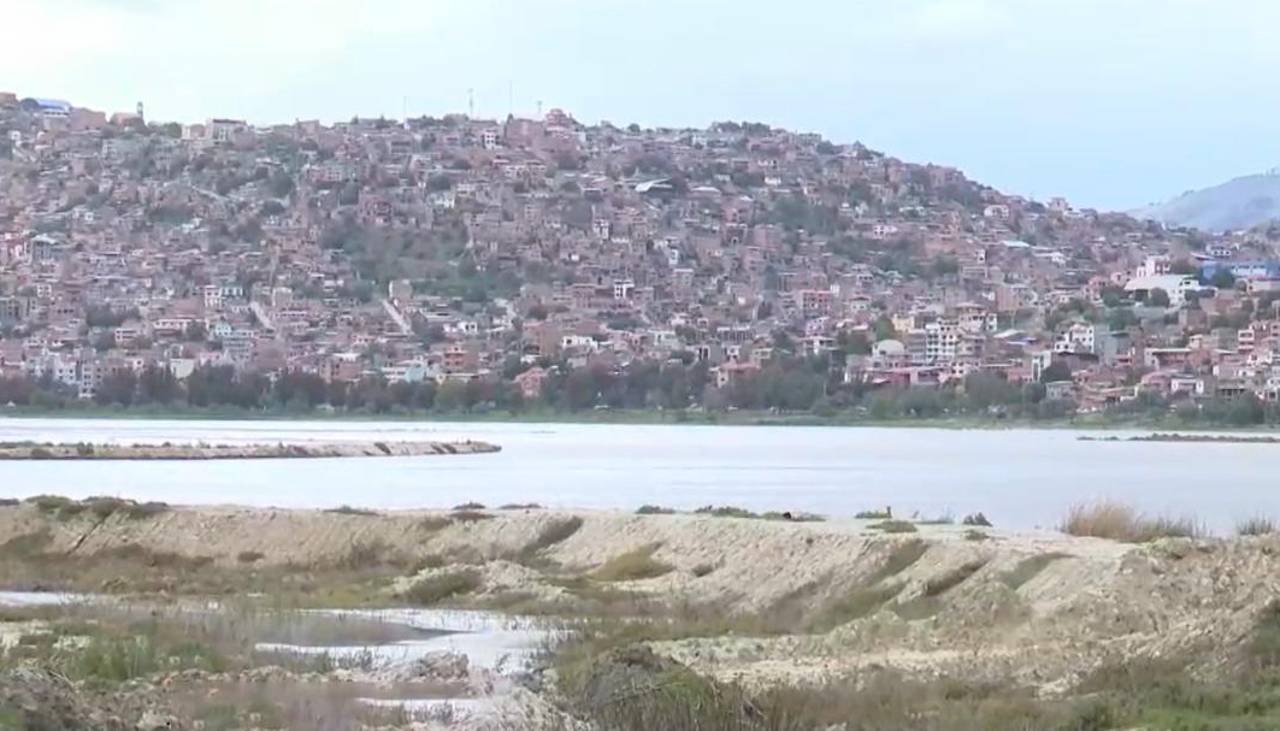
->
<box><xmin>3</xmin><ymin>501</ymin><xmax>1280</xmax><ymax>729</ymax></box>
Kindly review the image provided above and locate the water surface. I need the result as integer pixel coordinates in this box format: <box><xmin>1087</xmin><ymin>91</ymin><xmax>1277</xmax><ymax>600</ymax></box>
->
<box><xmin>1</xmin><ymin>417</ymin><xmax>1275</xmax><ymax>530</ymax></box>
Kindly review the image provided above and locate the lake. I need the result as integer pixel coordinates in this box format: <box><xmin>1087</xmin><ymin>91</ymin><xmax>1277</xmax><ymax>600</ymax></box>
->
<box><xmin>0</xmin><ymin>417</ymin><xmax>1276</xmax><ymax>531</ymax></box>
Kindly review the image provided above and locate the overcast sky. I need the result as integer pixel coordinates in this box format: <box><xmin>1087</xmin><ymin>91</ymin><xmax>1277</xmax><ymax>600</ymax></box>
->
<box><xmin>6</xmin><ymin>0</ymin><xmax>1279</xmax><ymax>211</ymax></box>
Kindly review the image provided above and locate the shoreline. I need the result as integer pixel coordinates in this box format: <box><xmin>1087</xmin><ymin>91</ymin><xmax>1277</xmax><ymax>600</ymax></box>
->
<box><xmin>4</xmin><ymin>406</ymin><xmax>1280</xmax><ymax>433</ymax></box>
<box><xmin>0</xmin><ymin>440</ymin><xmax>500</xmax><ymax>460</ymax></box>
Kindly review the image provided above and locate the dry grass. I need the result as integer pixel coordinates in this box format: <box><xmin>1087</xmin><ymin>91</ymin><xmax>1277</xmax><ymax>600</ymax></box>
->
<box><xmin>1238</xmin><ymin>516</ymin><xmax>1277</xmax><ymax>536</ymax></box>
<box><xmin>807</xmin><ymin>583</ymin><xmax>905</xmax><ymax>632</ymax></box>
<box><xmin>590</xmin><ymin>544</ymin><xmax>674</xmax><ymax>582</ymax></box>
<box><xmin>403</xmin><ymin>569</ymin><xmax>482</xmax><ymax>605</ymax></box>
<box><xmin>1060</xmin><ymin>501</ymin><xmax>1203</xmax><ymax>543</ymax></box>
<box><xmin>1001</xmin><ymin>553</ymin><xmax>1070</xmax><ymax>590</ymax></box>
<box><xmin>867</xmin><ymin>539</ymin><xmax>929</xmax><ymax>584</ymax></box>
<box><xmin>694</xmin><ymin>505</ymin><xmax>758</xmax><ymax>519</ymax></box>
<box><xmin>323</xmin><ymin>505</ymin><xmax>379</xmax><ymax>517</ymax></box>
<box><xmin>869</xmin><ymin>519</ymin><xmax>918</xmax><ymax>534</ymax></box>
<box><xmin>923</xmin><ymin>559</ymin><xmax>987</xmax><ymax>597</ymax></box>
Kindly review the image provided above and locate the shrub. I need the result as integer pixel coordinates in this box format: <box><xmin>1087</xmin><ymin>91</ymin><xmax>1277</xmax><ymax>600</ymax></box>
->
<box><xmin>1060</xmin><ymin>501</ymin><xmax>1203</xmax><ymax>543</ymax></box>
<box><xmin>963</xmin><ymin>529</ymin><xmax>991</xmax><ymax>542</ymax></box>
<box><xmin>498</xmin><ymin>503</ymin><xmax>543</xmax><ymax>510</ymax></box>
<box><xmin>869</xmin><ymin>520</ymin><xmax>918</xmax><ymax>534</ymax></box>
<box><xmin>691</xmin><ymin>563</ymin><xmax>716</xmax><ymax>578</ymax></box>
<box><xmin>591</xmin><ymin>544</ymin><xmax>674</xmax><ymax>582</ymax></box>
<box><xmin>29</xmin><ymin>447</ymin><xmax>54</xmax><ymax>459</ymax></box>
<box><xmin>336</xmin><ymin>540</ymin><xmax>386</xmax><ymax>570</ymax></box>
<box><xmin>237</xmin><ymin>551</ymin><xmax>265</xmax><ymax>564</ymax></box>
<box><xmin>419</xmin><ymin>515</ymin><xmax>454</xmax><ymax>532</ymax></box>
<box><xmin>124</xmin><ymin>501</ymin><xmax>169</xmax><ymax>520</ymax></box>
<box><xmin>694</xmin><ymin>505</ymin><xmax>758</xmax><ymax>519</ymax></box>
<box><xmin>962</xmin><ymin>512</ymin><xmax>992</xmax><ymax>527</ymax></box>
<box><xmin>636</xmin><ymin>505</ymin><xmax>676</xmax><ymax>515</ymax></box>
<box><xmin>451</xmin><ymin>510</ymin><xmax>493</xmax><ymax>523</ymax></box>
<box><xmin>855</xmin><ymin>508</ymin><xmax>893</xmax><ymax>520</ymax></box>
<box><xmin>762</xmin><ymin>511</ymin><xmax>826</xmax><ymax>522</ymax></box>
<box><xmin>84</xmin><ymin>496</ymin><xmax>131</xmax><ymax>520</ymax></box>
<box><xmin>27</xmin><ymin>494</ymin><xmax>74</xmax><ymax>513</ymax></box>
<box><xmin>0</xmin><ymin>498</ymin><xmax>18</xmax><ymax>507</ymax></box>
<box><xmin>1238</xmin><ymin>516</ymin><xmax>1277</xmax><ymax>536</ymax></box>
<box><xmin>324</xmin><ymin>505</ymin><xmax>379</xmax><ymax>517</ymax></box>
<box><xmin>452</xmin><ymin>502</ymin><xmax>486</xmax><ymax>511</ymax></box>
<box><xmin>405</xmin><ymin>570</ymin><xmax>482</xmax><ymax>605</ymax></box>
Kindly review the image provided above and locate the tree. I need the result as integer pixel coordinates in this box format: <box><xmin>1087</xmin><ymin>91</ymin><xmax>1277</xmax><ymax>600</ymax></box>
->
<box><xmin>1148</xmin><ymin>288</ymin><xmax>1171</xmax><ymax>308</ymax></box>
<box><xmin>1039</xmin><ymin>360</ymin><xmax>1072</xmax><ymax>384</ymax></box>
<box><xmin>1210</xmin><ymin>269</ymin><xmax>1237</xmax><ymax>290</ymax></box>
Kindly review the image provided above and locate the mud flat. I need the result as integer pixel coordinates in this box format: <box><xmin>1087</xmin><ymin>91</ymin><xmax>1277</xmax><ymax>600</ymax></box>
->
<box><xmin>0</xmin><ymin>439</ymin><xmax>500</xmax><ymax>460</ymax></box>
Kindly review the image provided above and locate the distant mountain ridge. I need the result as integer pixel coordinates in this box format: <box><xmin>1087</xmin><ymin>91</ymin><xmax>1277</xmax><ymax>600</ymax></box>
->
<box><xmin>1132</xmin><ymin>170</ymin><xmax>1280</xmax><ymax>233</ymax></box>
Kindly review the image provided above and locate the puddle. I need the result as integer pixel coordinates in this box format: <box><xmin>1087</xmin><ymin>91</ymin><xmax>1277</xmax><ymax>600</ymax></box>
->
<box><xmin>0</xmin><ymin>590</ymin><xmax>91</xmax><ymax>607</ymax></box>
<box><xmin>0</xmin><ymin>592</ymin><xmax>554</xmax><ymax>723</ymax></box>
<box><xmin>256</xmin><ymin>608</ymin><xmax>548</xmax><ymax>671</ymax></box>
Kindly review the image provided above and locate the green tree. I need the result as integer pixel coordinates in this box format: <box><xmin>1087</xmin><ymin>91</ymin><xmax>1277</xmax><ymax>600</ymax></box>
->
<box><xmin>1148</xmin><ymin>288</ymin><xmax>1171</xmax><ymax>308</ymax></box>
<box><xmin>1210</xmin><ymin>269</ymin><xmax>1237</xmax><ymax>290</ymax></box>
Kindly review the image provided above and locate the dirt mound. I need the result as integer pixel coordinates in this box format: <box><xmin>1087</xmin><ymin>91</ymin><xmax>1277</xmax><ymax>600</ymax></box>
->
<box><xmin>4</xmin><ymin>503</ymin><xmax>1280</xmax><ymax>693</ymax></box>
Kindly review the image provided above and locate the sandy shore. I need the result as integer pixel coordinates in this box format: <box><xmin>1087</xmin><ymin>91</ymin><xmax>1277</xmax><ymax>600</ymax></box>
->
<box><xmin>0</xmin><ymin>440</ymin><xmax>500</xmax><ymax>460</ymax></box>
<box><xmin>1</xmin><ymin>502</ymin><xmax>1277</xmax><ymax>694</ymax></box>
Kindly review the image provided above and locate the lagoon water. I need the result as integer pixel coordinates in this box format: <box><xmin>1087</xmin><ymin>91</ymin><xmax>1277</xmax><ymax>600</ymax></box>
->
<box><xmin>1</xmin><ymin>417</ymin><xmax>1277</xmax><ymax>531</ymax></box>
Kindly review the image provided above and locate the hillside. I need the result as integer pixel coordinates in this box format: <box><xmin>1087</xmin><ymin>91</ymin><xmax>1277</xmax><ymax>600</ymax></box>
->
<box><xmin>1133</xmin><ymin>170</ymin><xmax>1280</xmax><ymax>232</ymax></box>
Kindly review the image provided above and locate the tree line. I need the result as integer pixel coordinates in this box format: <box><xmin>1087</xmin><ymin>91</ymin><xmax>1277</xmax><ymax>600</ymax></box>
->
<box><xmin>0</xmin><ymin>360</ymin><xmax>1276</xmax><ymax>426</ymax></box>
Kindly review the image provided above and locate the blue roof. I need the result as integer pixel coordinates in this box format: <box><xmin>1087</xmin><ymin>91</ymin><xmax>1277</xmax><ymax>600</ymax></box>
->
<box><xmin>30</xmin><ymin>98</ymin><xmax>71</xmax><ymax>111</ymax></box>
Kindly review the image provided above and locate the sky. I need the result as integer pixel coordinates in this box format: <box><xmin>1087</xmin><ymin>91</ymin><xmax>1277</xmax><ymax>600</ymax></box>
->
<box><xmin>6</xmin><ymin>0</ymin><xmax>1280</xmax><ymax>212</ymax></box>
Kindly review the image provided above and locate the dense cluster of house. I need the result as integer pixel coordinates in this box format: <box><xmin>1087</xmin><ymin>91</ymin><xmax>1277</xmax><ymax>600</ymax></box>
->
<box><xmin>3</xmin><ymin>90</ymin><xmax>1280</xmax><ymax>413</ymax></box>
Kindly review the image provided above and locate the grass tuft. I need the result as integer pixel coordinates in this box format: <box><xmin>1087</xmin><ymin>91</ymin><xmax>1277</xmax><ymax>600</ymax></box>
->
<box><xmin>1238</xmin><ymin>516</ymin><xmax>1277</xmax><ymax>536</ymax></box>
<box><xmin>324</xmin><ymin>505</ymin><xmax>379</xmax><ymax>517</ymax></box>
<box><xmin>404</xmin><ymin>569</ymin><xmax>482</xmax><ymax>605</ymax></box>
<box><xmin>869</xmin><ymin>519</ymin><xmax>918</xmax><ymax>534</ymax></box>
<box><xmin>590</xmin><ymin>543</ymin><xmax>674</xmax><ymax>582</ymax></box>
<box><xmin>1060</xmin><ymin>501</ymin><xmax>1203</xmax><ymax>543</ymax></box>
<box><xmin>694</xmin><ymin>505</ymin><xmax>758</xmax><ymax>519</ymax></box>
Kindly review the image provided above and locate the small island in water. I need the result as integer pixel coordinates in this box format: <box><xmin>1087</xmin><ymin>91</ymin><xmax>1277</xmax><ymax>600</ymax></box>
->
<box><xmin>1079</xmin><ymin>433</ymin><xmax>1280</xmax><ymax>444</ymax></box>
<box><xmin>0</xmin><ymin>440</ymin><xmax>500</xmax><ymax>460</ymax></box>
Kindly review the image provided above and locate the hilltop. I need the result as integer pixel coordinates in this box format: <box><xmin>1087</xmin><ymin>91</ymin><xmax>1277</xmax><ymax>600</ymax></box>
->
<box><xmin>1133</xmin><ymin>169</ymin><xmax>1280</xmax><ymax>232</ymax></box>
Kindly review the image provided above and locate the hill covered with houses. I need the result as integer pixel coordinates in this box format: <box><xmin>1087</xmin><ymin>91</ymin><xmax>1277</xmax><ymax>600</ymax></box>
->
<box><xmin>1</xmin><ymin>93</ymin><xmax>1278</xmax><ymax>424</ymax></box>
